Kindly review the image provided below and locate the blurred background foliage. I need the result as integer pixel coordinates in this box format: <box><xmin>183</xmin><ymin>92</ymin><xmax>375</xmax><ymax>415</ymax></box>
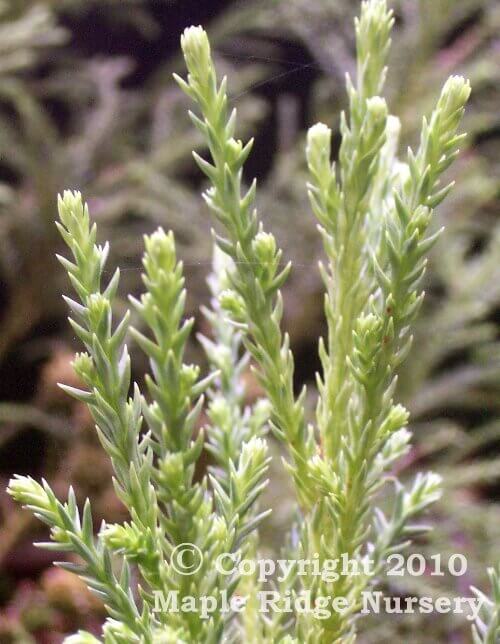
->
<box><xmin>0</xmin><ymin>0</ymin><xmax>498</xmax><ymax>641</ymax></box>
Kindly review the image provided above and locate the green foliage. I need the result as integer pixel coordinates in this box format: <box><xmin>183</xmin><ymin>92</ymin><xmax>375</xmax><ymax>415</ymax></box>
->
<box><xmin>471</xmin><ymin>566</ymin><xmax>500</xmax><ymax>644</ymax></box>
<box><xmin>175</xmin><ymin>24</ymin><xmax>314</xmax><ymax>509</ymax></box>
<box><xmin>9</xmin><ymin>190</ymin><xmax>271</xmax><ymax>642</ymax></box>
<box><xmin>6</xmin><ymin>1</ymin><xmax>497</xmax><ymax>642</ymax></box>
<box><xmin>175</xmin><ymin>1</ymin><xmax>470</xmax><ymax>641</ymax></box>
